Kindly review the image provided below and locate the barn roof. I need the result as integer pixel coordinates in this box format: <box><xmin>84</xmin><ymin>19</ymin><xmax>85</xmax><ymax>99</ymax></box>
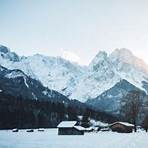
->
<box><xmin>74</xmin><ymin>126</ymin><xmax>85</xmax><ymax>131</ymax></box>
<box><xmin>85</xmin><ymin>127</ymin><xmax>94</xmax><ymax>131</ymax></box>
<box><xmin>57</xmin><ymin>121</ymin><xmax>77</xmax><ymax>128</ymax></box>
<box><xmin>110</xmin><ymin>122</ymin><xmax>134</xmax><ymax>127</ymax></box>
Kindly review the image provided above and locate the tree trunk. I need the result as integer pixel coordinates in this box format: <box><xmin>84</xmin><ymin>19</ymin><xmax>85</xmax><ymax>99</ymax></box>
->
<box><xmin>134</xmin><ymin>121</ymin><xmax>137</xmax><ymax>132</ymax></box>
<box><xmin>134</xmin><ymin>125</ymin><xmax>137</xmax><ymax>132</ymax></box>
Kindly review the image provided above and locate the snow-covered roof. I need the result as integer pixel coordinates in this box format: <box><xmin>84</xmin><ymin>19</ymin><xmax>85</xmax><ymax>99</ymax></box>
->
<box><xmin>85</xmin><ymin>127</ymin><xmax>94</xmax><ymax>131</ymax></box>
<box><xmin>110</xmin><ymin>122</ymin><xmax>134</xmax><ymax>127</ymax></box>
<box><xmin>77</xmin><ymin>115</ymin><xmax>83</xmax><ymax>120</ymax></box>
<box><xmin>57</xmin><ymin>121</ymin><xmax>77</xmax><ymax>128</ymax></box>
<box><xmin>90</xmin><ymin>119</ymin><xmax>109</xmax><ymax>127</ymax></box>
<box><xmin>74</xmin><ymin>126</ymin><xmax>85</xmax><ymax>131</ymax></box>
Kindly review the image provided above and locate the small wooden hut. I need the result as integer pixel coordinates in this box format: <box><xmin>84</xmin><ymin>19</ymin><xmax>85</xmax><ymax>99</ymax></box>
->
<box><xmin>57</xmin><ymin>121</ymin><xmax>84</xmax><ymax>135</ymax></box>
<box><xmin>110</xmin><ymin>122</ymin><xmax>134</xmax><ymax>133</ymax></box>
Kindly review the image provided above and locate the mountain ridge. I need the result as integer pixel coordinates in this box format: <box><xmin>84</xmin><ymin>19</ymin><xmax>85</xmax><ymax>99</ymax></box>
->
<box><xmin>86</xmin><ymin>79</ymin><xmax>146</xmax><ymax>114</ymax></box>
<box><xmin>0</xmin><ymin>45</ymin><xmax>148</xmax><ymax>104</ymax></box>
<box><xmin>0</xmin><ymin>65</ymin><xmax>69</xmax><ymax>103</ymax></box>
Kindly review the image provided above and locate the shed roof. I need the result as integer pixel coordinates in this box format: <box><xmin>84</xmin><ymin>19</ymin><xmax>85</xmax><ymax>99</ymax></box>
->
<box><xmin>85</xmin><ymin>127</ymin><xmax>94</xmax><ymax>131</ymax></box>
<box><xmin>74</xmin><ymin>126</ymin><xmax>85</xmax><ymax>131</ymax></box>
<box><xmin>57</xmin><ymin>121</ymin><xmax>77</xmax><ymax>128</ymax></box>
<box><xmin>110</xmin><ymin>122</ymin><xmax>134</xmax><ymax>127</ymax></box>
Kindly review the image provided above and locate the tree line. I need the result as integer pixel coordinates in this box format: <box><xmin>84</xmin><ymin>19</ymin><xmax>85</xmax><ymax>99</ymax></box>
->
<box><xmin>0</xmin><ymin>92</ymin><xmax>117</xmax><ymax>129</ymax></box>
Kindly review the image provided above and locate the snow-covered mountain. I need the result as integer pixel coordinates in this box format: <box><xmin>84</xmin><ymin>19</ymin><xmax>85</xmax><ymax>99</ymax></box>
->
<box><xmin>84</xmin><ymin>48</ymin><xmax>148</xmax><ymax>114</ymax></box>
<box><xmin>86</xmin><ymin>79</ymin><xmax>145</xmax><ymax>114</ymax></box>
<box><xmin>109</xmin><ymin>48</ymin><xmax>148</xmax><ymax>92</ymax></box>
<box><xmin>0</xmin><ymin>65</ymin><xmax>69</xmax><ymax>102</ymax></box>
<box><xmin>71</xmin><ymin>49</ymin><xmax>148</xmax><ymax>102</ymax></box>
<box><xmin>0</xmin><ymin>45</ymin><xmax>85</xmax><ymax>97</ymax></box>
<box><xmin>0</xmin><ymin>45</ymin><xmax>148</xmax><ymax>106</ymax></box>
<box><xmin>70</xmin><ymin>51</ymin><xmax>121</xmax><ymax>101</ymax></box>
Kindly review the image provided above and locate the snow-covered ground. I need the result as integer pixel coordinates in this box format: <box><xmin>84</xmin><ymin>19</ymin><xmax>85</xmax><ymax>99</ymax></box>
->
<box><xmin>0</xmin><ymin>129</ymin><xmax>148</xmax><ymax>148</ymax></box>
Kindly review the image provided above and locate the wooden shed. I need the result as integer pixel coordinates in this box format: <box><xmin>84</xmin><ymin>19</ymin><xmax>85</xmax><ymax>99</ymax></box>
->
<box><xmin>57</xmin><ymin>121</ymin><xmax>85</xmax><ymax>135</ymax></box>
<box><xmin>110</xmin><ymin>122</ymin><xmax>134</xmax><ymax>133</ymax></box>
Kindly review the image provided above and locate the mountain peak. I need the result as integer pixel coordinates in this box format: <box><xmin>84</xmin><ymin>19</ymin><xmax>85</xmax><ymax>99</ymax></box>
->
<box><xmin>110</xmin><ymin>48</ymin><xmax>133</xmax><ymax>60</ymax></box>
<box><xmin>110</xmin><ymin>48</ymin><xmax>138</xmax><ymax>64</ymax></box>
<box><xmin>95</xmin><ymin>51</ymin><xmax>108</xmax><ymax>60</ymax></box>
<box><xmin>110</xmin><ymin>48</ymin><xmax>148</xmax><ymax>75</ymax></box>
<box><xmin>0</xmin><ymin>45</ymin><xmax>19</xmax><ymax>62</ymax></box>
<box><xmin>0</xmin><ymin>45</ymin><xmax>10</xmax><ymax>53</ymax></box>
<box><xmin>89</xmin><ymin>51</ymin><xmax>108</xmax><ymax>67</ymax></box>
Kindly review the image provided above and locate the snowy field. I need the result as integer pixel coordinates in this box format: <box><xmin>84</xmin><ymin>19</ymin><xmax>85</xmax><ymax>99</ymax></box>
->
<box><xmin>0</xmin><ymin>129</ymin><xmax>148</xmax><ymax>148</ymax></box>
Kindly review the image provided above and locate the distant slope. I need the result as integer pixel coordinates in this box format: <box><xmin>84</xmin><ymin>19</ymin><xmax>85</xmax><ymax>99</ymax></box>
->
<box><xmin>86</xmin><ymin>80</ymin><xmax>144</xmax><ymax>114</ymax></box>
<box><xmin>0</xmin><ymin>65</ymin><xmax>69</xmax><ymax>102</ymax></box>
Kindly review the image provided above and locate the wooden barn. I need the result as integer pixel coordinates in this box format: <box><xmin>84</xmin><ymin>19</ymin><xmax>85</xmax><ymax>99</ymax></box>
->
<box><xmin>110</xmin><ymin>122</ymin><xmax>134</xmax><ymax>133</ymax></box>
<box><xmin>57</xmin><ymin>121</ymin><xmax>85</xmax><ymax>135</ymax></box>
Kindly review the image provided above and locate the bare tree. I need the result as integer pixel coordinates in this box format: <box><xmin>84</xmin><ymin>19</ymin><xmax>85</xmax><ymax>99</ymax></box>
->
<box><xmin>141</xmin><ymin>95</ymin><xmax>148</xmax><ymax>132</ymax></box>
<box><xmin>121</xmin><ymin>90</ymin><xmax>142</xmax><ymax>132</ymax></box>
<box><xmin>142</xmin><ymin>115</ymin><xmax>148</xmax><ymax>132</ymax></box>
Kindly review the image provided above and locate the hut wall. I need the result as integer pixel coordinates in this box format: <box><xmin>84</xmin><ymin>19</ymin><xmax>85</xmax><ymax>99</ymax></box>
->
<box><xmin>58</xmin><ymin>128</ymin><xmax>84</xmax><ymax>135</ymax></box>
<box><xmin>111</xmin><ymin>124</ymin><xmax>133</xmax><ymax>133</ymax></box>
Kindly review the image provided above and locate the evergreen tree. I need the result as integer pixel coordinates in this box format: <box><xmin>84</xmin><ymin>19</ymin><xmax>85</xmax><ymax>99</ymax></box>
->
<box><xmin>81</xmin><ymin>108</ymin><xmax>91</xmax><ymax>127</ymax></box>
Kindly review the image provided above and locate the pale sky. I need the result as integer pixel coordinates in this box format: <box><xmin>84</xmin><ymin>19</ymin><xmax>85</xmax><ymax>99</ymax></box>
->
<box><xmin>0</xmin><ymin>0</ymin><xmax>148</xmax><ymax>65</ymax></box>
